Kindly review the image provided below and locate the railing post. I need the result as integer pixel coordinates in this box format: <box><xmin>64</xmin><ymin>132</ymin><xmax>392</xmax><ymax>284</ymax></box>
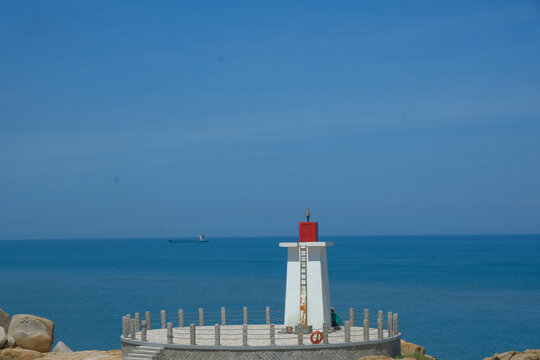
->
<box><xmin>161</xmin><ymin>310</ymin><xmax>166</xmax><ymax>329</ymax></box>
<box><xmin>126</xmin><ymin>314</ymin><xmax>131</xmax><ymax>338</ymax></box>
<box><xmin>146</xmin><ymin>311</ymin><xmax>151</xmax><ymax>330</ymax></box>
<box><xmin>363</xmin><ymin>318</ymin><xmax>369</xmax><ymax>341</ymax></box>
<box><xmin>323</xmin><ymin>322</ymin><xmax>329</xmax><ymax>344</ymax></box>
<box><xmin>349</xmin><ymin>307</ymin><xmax>355</xmax><ymax>327</ymax></box>
<box><xmin>221</xmin><ymin>307</ymin><xmax>226</xmax><ymax>326</ymax></box>
<box><xmin>377</xmin><ymin>311</ymin><xmax>383</xmax><ymax>339</ymax></box>
<box><xmin>167</xmin><ymin>322</ymin><xmax>173</xmax><ymax>344</ymax></box>
<box><xmin>242</xmin><ymin>324</ymin><xmax>248</xmax><ymax>346</ymax></box>
<box><xmin>130</xmin><ymin>319</ymin><xmax>136</xmax><ymax>339</ymax></box>
<box><xmin>387</xmin><ymin>312</ymin><xmax>393</xmax><ymax>337</ymax></box>
<box><xmin>297</xmin><ymin>323</ymin><xmax>303</xmax><ymax>345</ymax></box>
<box><xmin>393</xmin><ymin>313</ymin><xmax>398</xmax><ymax>335</ymax></box>
<box><xmin>215</xmin><ymin>324</ymin><xmax>220</xmax><ymax>346</ymax></box>
<box><xmin>344</xmin><ymin>321</ymin><xmax>351</xmax><ymax>342</ymax></box>
<box><xmin>135</xmin><ymin>312</ymin><xmax>140</xmax><ymax>331</ymax></box>
<box><xmin>199</xmin><ymin>308</ymin><xmax>204</xmax><ymax>326</ymax></box>
<box><xmin>141</xmin><ymin>320</ymin><xmax>147</xmax><ymax>342</ymax></box>
<box><xmin>190</xmin><ymin>323</ymin><xmax>196</xmax><ymax>345</ymax></box>
<box><xmin>122</xmin><ymin>316</ymin><xmax>128</xmax><ymax>338</ymax></box>
<box><xmin>363</xmin><ymin>309</ymin><xmax>369</xmax><ymax>341</ymax></box>
<box><xmin>270</xmin><ymin>324</ymin><xmax>275</xmax><ymax>345</ymax></box>
<box><xmin>243</xmin><ymin>306</ymin><xmax>248</xmax><ymax>325</ymax></box>
<box><xmin>266</xmin><ymin>306</ymin><xmax>270</xmax><ymax>325</ymax></box>
<box><xmin>178</xmin><ymin>309</ymin><xmax>184</xmax><ymax>328</ymax></box>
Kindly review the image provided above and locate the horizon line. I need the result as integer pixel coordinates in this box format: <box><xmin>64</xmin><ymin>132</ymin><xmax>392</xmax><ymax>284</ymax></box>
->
<box><xmin>1</xmin><ymin>233</ymin><xmax>539</xmax><ymax>241</ymax></box>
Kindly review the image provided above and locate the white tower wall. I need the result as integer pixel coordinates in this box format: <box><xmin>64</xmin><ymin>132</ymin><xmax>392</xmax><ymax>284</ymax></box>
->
<box><xmin>280</xmin><ymin>242</ymin><xmax>333</xmax><ymax>330</ymax></box>
<box><xmin>283</xmin><ymin>246</ymin><xmax>300</xmax><ymax>326</ymax></box>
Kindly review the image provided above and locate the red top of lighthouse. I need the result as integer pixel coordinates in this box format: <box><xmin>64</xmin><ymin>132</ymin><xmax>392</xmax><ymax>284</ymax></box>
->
<box><xmin>299</xmin><ymin>209</ymin><xmax>318</xmax><ymax>242</ymax></box>
<box><xmin>299</xmin><ymin>222</ymin><xmax>318</xmax><ymax>242</ymax></box>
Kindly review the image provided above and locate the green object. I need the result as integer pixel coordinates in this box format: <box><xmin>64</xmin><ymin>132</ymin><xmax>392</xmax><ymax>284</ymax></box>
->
<box><xmin>331</xmin><ymin>312</ymin><xmax>342</xmax><ymax>326</ymax></box>
<box><xmin>335</xmin><ymin>313</ymin><xmax>342</xmax><ymax>325</ymax></box>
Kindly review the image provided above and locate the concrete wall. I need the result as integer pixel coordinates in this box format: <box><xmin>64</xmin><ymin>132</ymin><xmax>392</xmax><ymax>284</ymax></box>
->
<box><xmin>122</xmin><ymin>334</ymin><xmax>401</xmax><ymax>360</ymax></box>
<box><xmin>306</xmin><ymin>246</ymin><xmax>331</xmax><ymax>329</ymax></box>
<box><xmin>121</xmin><ymin>340</ymin><xmax>137</xmax><ymax>358</ymax></box>
<box><xmin>283</xmin><ymin>246</ymin><xmax>300</xmax><ymax>327</ymax></box>
<box><xmin>282</xmin><ymin>242</ymin><xmax>333</xmax><ymax>330</ymax></box>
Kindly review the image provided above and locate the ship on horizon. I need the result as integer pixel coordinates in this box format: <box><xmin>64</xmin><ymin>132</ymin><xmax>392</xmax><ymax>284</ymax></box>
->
<box><xmin>168</xmin><ymin>233</ymin><xmax>208</xmax><ymax>243</ymax></box>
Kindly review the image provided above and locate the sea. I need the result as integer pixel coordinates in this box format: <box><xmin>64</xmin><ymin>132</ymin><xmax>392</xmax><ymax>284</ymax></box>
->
<box><xmin>1</xmin><ymin>235</ymin><xmax>539</xmax><ymax>360</ymax></box>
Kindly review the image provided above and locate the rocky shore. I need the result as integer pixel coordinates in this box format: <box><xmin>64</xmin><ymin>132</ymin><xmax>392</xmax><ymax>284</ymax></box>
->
<box><xmin>0</xmin><ymin>308</ymin><xmax>121</xmax><ymax>360</ymax></box>
<box><xmin>483</xmin><ymin>350</ymin><xmax>540</xmax><ymax>360</ymax></box>
<box><xmin>1</xmin><ymin>308</ymin><xmax>57</xmax><ymax>359</ymax></box>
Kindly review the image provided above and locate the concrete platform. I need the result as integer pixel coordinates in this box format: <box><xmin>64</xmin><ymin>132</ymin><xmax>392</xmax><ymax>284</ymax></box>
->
<box><xmin>121</xmin><ymin>324</ymin><xmax>401</xmax><ymax>360</ymax></box>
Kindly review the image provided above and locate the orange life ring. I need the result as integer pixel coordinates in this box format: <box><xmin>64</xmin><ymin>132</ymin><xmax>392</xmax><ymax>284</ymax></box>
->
<box><xmin>310</xmin><ymin>330</ymin><xmax>323</xmax><ymax>344</ymax></box>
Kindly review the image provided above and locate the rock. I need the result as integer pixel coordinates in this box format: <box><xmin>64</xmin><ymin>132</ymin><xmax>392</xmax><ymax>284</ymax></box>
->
<box><xmin>0</xmin><ymin>348</ymin><xmax>44</xmax><ymax>360</ymax></box>
<box><xmin>522</xmin><ymin>350</ymin><xmax>540</xmax><ymax>358</ymax></box>
<box><xmin>512</xmin><ymin>355</ymin><xmax>536</xmax><ymax>360</ymax></box>
<box><xmin>512</xmin><ymin>350</ymin><xmax>540</xmax><ymax>360</ymax></box>
<box><xmin>40</xmin><ymin>350</ymin><xmax>121</xmax><ymax>360</ymax></box>
<box><xmin>50</xmin><ymin>343</ymin><xmax>71</xmax><ymax>354</ymax></box>
<box><xmin>0</xmin><ymin>310</ymin><xmax>9</xmax><ymax>333</ymax></box>
<box><xmin>7</xmin><ymin>315</ymin><xmax>54</xmax><ymax>352</ymax></box>
<box><xmin>489</xmin><ymin>351</ymin><xmax>519</xmax><ymax>360</ymax></box>
<box><xmin>6</xmin><ymin>336</ymin><xmax>15</xmax><ymax>349</ymax></box>
<box><xmin>0</xmin><ymin>328</ymin><xmax>6</xmax><ymax>349</ymax></box>
<box><xmin>401</xmin><ymin>340</ymin><xmax>426</xmax><ymax>356</ymax></box>
<box><xmin>484</xmin><ymin>350</ymin><xmax>540</xmax><ymax>360</ymax></box>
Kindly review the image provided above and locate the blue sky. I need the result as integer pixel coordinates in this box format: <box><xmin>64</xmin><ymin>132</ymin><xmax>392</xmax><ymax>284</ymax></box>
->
<box><xmin>1</xmin><ymin>1</ymin><xmax>539</xmax><ymax>239</ymax></box>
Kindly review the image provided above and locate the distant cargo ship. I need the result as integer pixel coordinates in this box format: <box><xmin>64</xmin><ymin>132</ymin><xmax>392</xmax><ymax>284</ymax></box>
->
<box><xmin>168</xmin><ymin>233</ymin><xmax>208</xmax><ymax>243</ymax></box>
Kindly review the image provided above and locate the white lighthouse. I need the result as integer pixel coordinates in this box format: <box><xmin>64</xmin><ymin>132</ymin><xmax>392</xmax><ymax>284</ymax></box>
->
<box><xmin>280</xmin><ymin>210</ymin><xmax>333</xmax><ymax>331</ymax></box>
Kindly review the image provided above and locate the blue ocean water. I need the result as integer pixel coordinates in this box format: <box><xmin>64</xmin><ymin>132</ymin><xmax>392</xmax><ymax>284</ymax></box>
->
<box><xmin>1</xmin><ymin>235</ymin><xmax>539</xmax><ymax>359</ymax></box>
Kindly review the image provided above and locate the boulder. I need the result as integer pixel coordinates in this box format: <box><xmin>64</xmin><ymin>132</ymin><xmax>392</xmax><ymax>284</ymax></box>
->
<box><xmin>512</xmin><ymin>355</ymin><xmax>536</xmax><ymax>360</ymax></box>
<box><xmin>6</xmin><ymin>336</ymin><xmax>15</xmax><ymax>349</ymax></box>
<box><xmin>488</xmin><ymin>351</ymin><xmax>518</xmax><ymax>360</ymax></box>
<box><xmin>401</xmin><ymin>340</ymin><xmax>426</xmax><ymax>356</ymax></box>
<box><xmin>0</xmin><ymin>310</ymin><xmax>9</xmax><ymax>333</ymax></box>
<box><xmin>522</xmin><ymin>350</ymin><xmax>540</xmax><ymax>358</ymax></box>
<box><xmin>7</xmin><ymin>315</ymin><xmax>54</xmax><ymax>352</ymax></box>
<box><xmin>50</xmin><ymin>343</ymin><xmax>71</xmax><ymax>354</ymax></box>
<box><xmin>512</xmin><ymin>350</ymin><xmax>540</xmax><ymax>360</ymax></box>
<box><xmin>0</xmin><ymin>328</ymin><xmax>6</xmax><ymax>349</ymax></box>
<box><xmin>484</xmin><ymin>350</ymin><xmax>540</xmax><ymax>360</ymax></box>
<box><xmin>0</xmin><ymin>348</ymin><xmax>44</xmax><ymax>360</ymax></box>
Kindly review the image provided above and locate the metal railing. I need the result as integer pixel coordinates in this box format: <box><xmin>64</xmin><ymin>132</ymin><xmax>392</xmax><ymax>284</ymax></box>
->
<box><xmin>121</xmin><ymin>306</ymin><xmax>399</xmax><ymax>346</ymax></box>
